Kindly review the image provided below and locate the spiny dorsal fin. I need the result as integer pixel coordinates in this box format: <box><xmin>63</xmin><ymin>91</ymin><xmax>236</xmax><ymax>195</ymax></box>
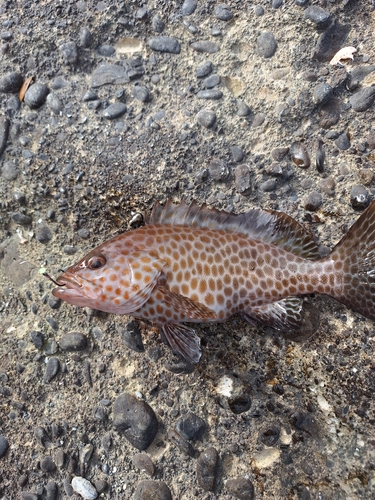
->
<box><xmin>149</xmin><ymin>200</ymin><xmax>320</xmax><ymax>260</ymax></box>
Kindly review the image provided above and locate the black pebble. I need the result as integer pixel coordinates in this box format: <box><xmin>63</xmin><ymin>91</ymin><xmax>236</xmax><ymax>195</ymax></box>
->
<box><xmin>132</xmin><ymin>86</ymin><xmax>151</xmax><ymax>102</ymax></box>
<box><xmin>24</xmin><ymin>83</ymin><xmax>49</xmax><ymax>109</ymax></box>
<box><xmin>304</xmin><ymin>6</ymin><xmax>331</xmax><ymax>27</ymax></box>
<box><xmin>335</xmin><ymin>131</ymin><xmax>350</xmax><ymax>150</ymax></box>
<box><xmin>196</xmin><ymin>89</ymin><xmax>223</xmax><ymax>100</ymax></box>
<box><xmin>228</xmin><ymin>394</ymin><xmax>252</xmax><ymax>414</ymax></box>
<box><xmin>46</xmin><ymin>480</ymin><xmax>58</xmax><ymax>500</ymax></box>
<box><xmin>40</xmin><ymin>455</ymin><xmax>56</xmax><ymax>473</ymax></box>
<box><xmin>29</xmin><ymin>330</ymin><xmax>44</xmax><ymax>350</ymax></box>
<box><xmin>0</xmin><ymin>115</ymin><xmax>10</xmax><ymax>157</ymax></box>
<box><xmin>181</xmin><ymin>0</ymin><xmax>197</xmax><ymax>16</ymax></box>
<box><xmin>151</xmin><ymin>15</ymin><xmax>165</xmax><ymax>33</ymax></box>
<box><xmin>313</xmin><ymin>82</ymin><xmax>333</xmax><ymax>105</ymax></box>
<box><xmin>196</xmin><ymin>61</ymin><xmax>213</xmax><ymax>78</ymax></box>
<box><xmin>231</xmin><ymin>145</ymin><xmax>244</xmax><ymax>162</ymax></box>
<box><xmin>35</xmin><ymin>223</ymin><xmax>52</xmax><ymax>243</ymax></box>
<box><xmin>59</xmin><ymin>332</ymin><xmax>87</xmax><ymax>351</ymax></box>
<box><xmin>257</xmin><ymin>32</ymin><xmax>277</xmax><ymax>58</ymax></box>
<box><xmin>148</xmin><ymin>36</ymin><xmax>181</xmax><ymax>54</ymax></box>
<box><xmin>0</xmin><ymin>71</ymin><xmax>23</xmax><ymax>93</ymax></box>
<box><xmin>350</xmin><ymin>185</ymin><xmax>370</xmax><ymax>210</ymax></box>
<box><xmin>226</xmin><ymin>477</ymin><xmax>255</xmax><ymax>500</ymax></box>
<box><xmin>103</xmin><ymin>103</ymin><xmax>127</xmax><ymax>119</ymax></box>
<box><xmin>259</xmin><ymin>425</ymin><xmax>280</xmax><ymax>446</ymax></box>
<box><xmin>196</xmin><ymin>447</ymin><xmax>219</xmax><ymax>491</ymax></box>
<box><xmin>304</xmin><ymin>191</ymin><xmax>322</xmax><ymax>211</ymax></box>
<box><xmin>113</xmin><ymin>393</ymin><xmax>158</xmax><ymax>450</ymax></box>
<box><xmin>196</xmin><ymin>109</ymin><xmax>216</xmax><ymax>129</ymax></box>
<box><xmin>79</xmin><ymin>27</ymin><xmax>93</xmax><ymax>48</ymax></box>
<box><xmin>0</xmin><ymin>435</ymin><xmax>9</xmax><ymax>458</ymax></box>
<box><xmin>12</xmin><ymin>212</ymin><xmax>32</xmax><ymax>226</ymax></box>
<box><xmin>349</xmin><ymin>86</ymin><xmax>375</xmax><ymax>112</ymax></box>
<box><xmin>134</xmin><ymin>480</ymin><xmax>172</xmax><ymax>500</ymax></box>
<box><xmin>43</xmin><ymin>357</ymin><xmax>60</xmax><ymax>384</ymax></box>
<box><xmin>176</xmin><ymin>412</ymin><xmax>206</xmax><ymax>440</ymax></box>
<box><xmin>122</xmin><ymin>320</ymin><xmax>145</xmax><ymax>352</ymax></box>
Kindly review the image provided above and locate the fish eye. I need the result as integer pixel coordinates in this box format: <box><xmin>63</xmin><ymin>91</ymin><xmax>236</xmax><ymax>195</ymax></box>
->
<box><xmin>87</xmin><ymin>254</ymin><xmax>107</xmax><ymax>270</ymax></box>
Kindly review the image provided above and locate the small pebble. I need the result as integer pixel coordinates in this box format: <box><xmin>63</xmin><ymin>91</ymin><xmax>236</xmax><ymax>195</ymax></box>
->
<box><xmin>196</xmin><ymin>61</ymin><xmax>213</xmax><ymax>78</ymax></box>
<box><xmin>43</xmin><ymin>357</ymin><xmax>60</xmax><ymax>384</ymax></box>
<box><xmin>313</xmin><ymin>82</ymin><xmax>333</xmax><ymax>105</ymax></box>
<box><xmin>203</xmin><ymin>74</ymin><xmax>220</xmax><ymax>88</ymax></box>
<box><xmin>0</xmin><ymin>115</ymin><xmax>10</xmax><ymax>157</ymax></box>
<box><xmin>191</xmin><ymin>41</ymin><xmax>219</xmax><ymax>54</ymax></box>
<box><xmin>272</xmin><ymin>0</ymin><xmax>283</xmax><ymax>8</ymax></box>
<box><xmin>290</xmin><ymin>142</ymin><xmax>310</xmax><ymax>168</ymax></box>
<box><xmin>103</xmin><ymin>103</ymin><xmax>127</xmax><ymax>119</ymax></box>
<box><xmin>79</xmin><ymin>27</ymin><xmax>93</xmax><ymax>47</ymax></box>
<box><xmin>176</xmin><ymin>413</ymin><xmax>206</xmax><ymax>440</ymax></box>
<box><xmin>259</xmin><ymin>179</ymin><xmax>276</xmax><ymax>191</ymax></box>
<box><xmin>0</xmin><ymin>72</ymin><xmax>23</xmax><ymax>93</ymax></box>
<box><xmin>148</xmin><ymin>36</ymin><xmax>180</xmax><ymax>54</ymax></box>
<box><xmin>97</xmin><ymin>44</ymin><xmax>116</xmax><ymax>57</ymax></box>
<box><xmin>168</xmin><ymin>429</ymin><xmax>195</xmax><ymax>457</ymax></box>
<box><xmin>350</xmin><ymin>185</ymin><xmax>370</xmax><ymax>210</ymax></box>
<box><xmin>214</xmin><ymin>4</ymin><xmax>233</xmax><ymax>21</ymax></box>
<box><xmin>226</xmin><ymin>478</ymin><xmax>255</xmax><ymax>500</ymax></box>
<box><xmin>132</xmin><ymin>86</ymin><xmax>151</xmax><ymax>102</ymax></box>
<box><xmin>196</xmin><ymin>447</ymin><xmax>219</xmax><ymax>491</ymax></box>
<box><xmin>209</xmin><ymin>158</ymin><xmax>230</xmax><ymax>181</ymax></box>
<box><xmin>304</xmin><ymin>6</ymin><xmax>331</xmax><ymax>26</ymax></box>
<box><xmin>196</xmin><ymin>89</ymin><xmax>223</xmax><ymax>100</ymax></box>
<box><xmin>2</xmin><ymin>160</ymin><xmax>19</xmax><ymax>180</ymax></box>
<box><xmin>304</xmin><ymin>191</ymin><xmax>322</xmax><ymax>211</ymax></box>
<box><xmin>29</xmin><ymin>330</ymin><xmax>44</xmax><ymax>350</ymax></box>
<box><xmin>59</xmin><ymin>332</ymin><xmax>87</xmax><ymax>351</ymax></box>
<box><xmin>234</xmin><ymin>165</ymin><xmax>252</xmax><ymax>195</ymax></box>
<box><xmin>151</xmin><ymin>15</ymin><xmax>165</xmax><ymax>33</ymax></box>
<box><xmin>35</xmin><ymin>223</ymin><xmax>53</xmax><ymax>243</ymax></box>
<box><xmin>41</xmin><ymin>455</ymin><xmax>56</xmax><ymax>473</ymax></box>
<box><xmin>46</xmin><ymin>480</ymin><xmax>58</xmax><ymax>500</ymax></box>
<box><xmin>181</xmin><ymin>0</ymin><xmax>197</xmax><ymax>16</ymax></box>
<box><xmin>335</xmin><ymin>131</ymin><xmax>350</xmax><ymax>151</ymax></box>
<box><xmin>271</xmin><ymin>147</ymin><xmax>289</xmax><ymax>161</ymax></box>
<box><xmin>236</xmin><ymin>100</ymin><xmax>251</xmax><ymax>117</ymax></box>
<box><xmin>59</xmin><ymin>42</ymin><xmax>79</xmax><ymax>64</ymax></box>
<box><xmin>231</xmin><ymin>145</ymin><xmax>244</xmax><ymax>162</ymax></box>
<box><xmin>12</xmin><ymin>212</ymin><xmax>32</xmax><ymax>226</ymax></box>
<box><xmin>122</xmin><ymin>320</ymin><xmax>145</xmax><ymax>352</ymax></box>
<box><xmin>71</xmin><ymin>476</ymin><xmax>98</xmax><ymax>500</ymax></box>
<box><xmin>196</xmin><ymin>109</ymin><xmax>216</xmax><ymax>128</ymax></box>
<box><xmin>24</xmin><ymin>83</ymin><xmax>49</xmax><ymax>109</ymax></box>
<box><xmin>94</xmin><ymin>480</ymin><xmax>108</xmax><ymax>493</ymax></box>
<box><xmin>134</xmin><ymin>480</ymin><xmax>172</xmax><ymax>500</ymax></box>
<box><xmin>46</xmin><ymin>93</ymin><xmax>63</xmax><ymax>114</ymax></box>
<box><xmin>0</xmin><ymin>435</ymin><xmax>9</xmax><ymax>458</ymax></box>
<box><xmin>349</xmin><ymin>87</ymin><xmax>375</xmax><ymax>112</ymax></box>
<box><xmin>132</xmin><ymin>453</ymin><xmax>155</xmax><ymax>476</ymax></box>
<box><xmin>257</xmin><ymin>32</ymin><xmax>277</xmax><ymax>58</ymax></box>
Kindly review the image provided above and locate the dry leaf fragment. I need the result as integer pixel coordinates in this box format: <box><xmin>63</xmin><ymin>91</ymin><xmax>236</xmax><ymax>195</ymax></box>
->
<box><xmin>19</xmin><ymin>76</ymin><xmax>34</xmax><ymax>102</ymax></box>
<box><xmin>329</xmin><ymin>46</ymin><xmax>357</xmax><ymax>66</ymax></box>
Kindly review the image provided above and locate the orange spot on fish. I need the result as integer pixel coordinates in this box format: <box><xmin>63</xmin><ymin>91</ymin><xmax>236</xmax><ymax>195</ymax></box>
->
<box><xmin>106</xmin><ymin>285</ymin><xmax>113</xmax><ymax>292</ymax></box>
<box><xmin>110</xmin><ymin>274</ymin><xmax>117</xmax><ymax>282</ymax></box>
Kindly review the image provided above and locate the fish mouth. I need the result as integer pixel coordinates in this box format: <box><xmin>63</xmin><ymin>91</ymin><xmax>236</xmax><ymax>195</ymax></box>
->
<box><xmin>51</xmin><ymin>272</ymin><xmax>102</xmax><ymax>301</ymax></box>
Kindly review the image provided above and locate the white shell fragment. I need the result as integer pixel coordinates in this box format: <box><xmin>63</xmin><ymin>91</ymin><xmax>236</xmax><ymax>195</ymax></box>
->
<box><xmin>329</xmin><ymin>46</ymin><xmax>357</xmax><ymax>66</ymax></box>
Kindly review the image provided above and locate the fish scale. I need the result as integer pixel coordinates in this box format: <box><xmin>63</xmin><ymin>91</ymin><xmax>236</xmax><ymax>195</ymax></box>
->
<box><xmin>50</xmin><ymin>199</ymin><xmax>375</xmax><ymax>363</ymax></box>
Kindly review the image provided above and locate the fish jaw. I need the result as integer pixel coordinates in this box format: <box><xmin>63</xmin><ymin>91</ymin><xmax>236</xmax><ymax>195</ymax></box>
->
<box><xmin>52</xmin><ymin>271</ymin><xmax>103</xmax><ymax>306</ymax></box>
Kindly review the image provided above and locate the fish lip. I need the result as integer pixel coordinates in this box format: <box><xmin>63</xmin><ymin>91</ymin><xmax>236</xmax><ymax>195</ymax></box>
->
<box><xmin>52</xmin><ymin>272</ymin><xmax>102</xmax><ymax>300</ymax></box>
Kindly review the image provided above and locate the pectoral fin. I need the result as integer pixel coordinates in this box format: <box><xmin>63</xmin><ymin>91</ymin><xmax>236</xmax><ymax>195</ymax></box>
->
<box><xmin>161</xmin><ymin>323</ymin><xmax>202</xmax><ymax>364</ymax></box>
<box><xmin>157</xmin><ymin>284</ymin><xmax>218</xmax><ymax>321</ymax></box>
<box><xmin>243</xmin><ymin>297</ymin><xmax>303</xmax><ymax>330</ymax></box>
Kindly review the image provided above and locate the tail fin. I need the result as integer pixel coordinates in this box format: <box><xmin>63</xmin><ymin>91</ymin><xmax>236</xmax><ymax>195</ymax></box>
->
<box><xmin>330</xmin><ymin>200</ymin><xmax>375</xmax><ymax>321</ymax></box>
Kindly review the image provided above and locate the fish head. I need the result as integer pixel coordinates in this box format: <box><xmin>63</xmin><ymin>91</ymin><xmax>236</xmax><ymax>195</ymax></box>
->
<box><xmin>51</xmin><ymin>235</ymin><xmax>165</xmax><ymax>315</ymax></box>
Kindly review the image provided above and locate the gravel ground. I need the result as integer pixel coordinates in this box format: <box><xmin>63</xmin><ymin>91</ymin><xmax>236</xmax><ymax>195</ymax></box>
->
<box><xmin>1</xmin><ymin>0</ymin><xmax>375</xmax><ymax>499</ymax></box>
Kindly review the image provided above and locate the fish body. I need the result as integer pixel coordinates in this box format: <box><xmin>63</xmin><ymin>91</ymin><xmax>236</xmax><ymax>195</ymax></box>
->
<box><xmin>51</xmin><ymin>200</ymin><xmax>375</xmax><ymax>363</ymax></box>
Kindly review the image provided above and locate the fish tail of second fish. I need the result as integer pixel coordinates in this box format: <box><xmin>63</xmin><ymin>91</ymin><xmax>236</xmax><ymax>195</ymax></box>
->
<box><xmin>328</xmin><ymin>200</ymin><xmax>375</xmax><ymax>321</ymax></box>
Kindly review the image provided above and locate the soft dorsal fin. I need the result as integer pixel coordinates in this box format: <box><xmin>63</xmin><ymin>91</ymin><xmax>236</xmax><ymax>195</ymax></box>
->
<box><xmin>149</xmin><ymin>200</ymin><xmax>320</xmax><ymax>260</ymax></box>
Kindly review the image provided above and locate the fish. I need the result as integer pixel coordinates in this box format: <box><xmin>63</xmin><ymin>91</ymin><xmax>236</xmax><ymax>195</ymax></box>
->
<box><xmin>48</xmin><ymin>199</ymin><xmax>375</xmax><ymax>364</ymax></box>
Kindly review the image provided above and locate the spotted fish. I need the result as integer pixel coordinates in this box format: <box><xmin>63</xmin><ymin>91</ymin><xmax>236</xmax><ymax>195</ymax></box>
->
<box><xmin>49</xmin><ymin>199</ymin><xmax>375</xmax><ymax>363</ymax></box>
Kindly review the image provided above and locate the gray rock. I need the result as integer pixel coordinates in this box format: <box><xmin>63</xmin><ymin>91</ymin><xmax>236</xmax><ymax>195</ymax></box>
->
<box><xmin>151</xmin><ymin>15</ymin><xmax>165</xmax><ymax>33</ymax></box>
<box><xmin>132</xmin><ymin>453</ymin><xmax>155</xmax><ymax>476</ymax></box>
<box><xmin>136</xmin><ymin>7</ymin><xmax>148</xmax><ymax>19</ymax></box>
<box><xmin>209</xmin><ymin>158</ymin><xmax>230</xmax><ymax>181</ymax></box>
<box><xmin>319</xmin><ymin>97</ymin><xmax>340</xmax><ymax>129</ymax></box>
<box><xmin>313</xmin><ymin>21</ymin><xmax>350</xmax><ymax>62</ymax></box>
<box><xmin>132</xmin><ymin>86</ymin><xmax>151</xmax><ymax>102</ymax></box>
<box><xmin>226</xmin><ymin>478</ymin><xmax>255</xmax><ymax>500</ymax></box>
<box><xmin>97</xmin><ymin>44</ymin><xmax>115</xmax><ymax>57</ymax></box>
<box><xmin>182</xmin><ymin>0</ymin><xmax>197</xmax><ymax>16</ymax></box>
<box><xmin>196</xmin><ymin>447</ymin><xmax>219</xmax><ymax>491</ymax></box>
<box><xmin>134</xmin><ymin>480</ymin><xmax>172</xmax><ymax>500</ymax></box>
<box><xmin>0</xmin><ymin>71</ymin><xmax>23</xmax><ymax>93</ymax></box>
<box><xmin>12</xmin><ymin>212</ymin><xmax>32</xmax><ymax>225</ymax></box>
<box><xmin>121</xmin><ymin>320</ymin><xmax>145</xmax><ymax>352</ymax></box>
<box><xmin>168</xmin><ymin>428</ymin><xmax>196</xmax><ymax>457</ymax></box>
<box><xmin>234</xmin><ymin>165</ymin><xmax>252</xmax><ymax>194</ymax></box>
<box><xmin>196</xmin><ymin>61</ymin><xmax>213</xmax><ymax>78</ymax></box>
<box><xmin>347</xmin><ymin>65</ymin><xmax>375</xmax><ymax>91</ymax></box>
<box><xmin>350</xmin><ymin>185</ymin><xmax>370</xmax><ymax>210</ymax></box>
<box><xmin>148</xmin><ymin>36</ymin><xmax>180</xmax><ymax>54</ymax></box>
<box><xmin>254</xmin><ymin>5</ymin><xmax>264</xmax><ymax>16</ymax></box>
<box><xmin>21</xmin><ymin>493</ymin><xmax>38</xmax><ymax>500</ymax></box>
<box><xmin>304</xmin><ymin>6</ymin><xmax>331</xmax><ymax>26</ymax></box>
<box><xmin>252</xmin><ymin>112</ymin><xmax>265</xmax><ymax>127</ymax></box>
<box><xmin>0</xmin><ymin>435</ymin><xmax>9</xmax><ymax>458</ymax></box>
<box><xmin>272</xmin><ymin>0</ymin><xmax>283</xmax><ymax>8</ymax></box>
<box><xmin>231</xmin><ymin>145</ymin><xmax>244</xmax><ymax>162</ymax></box>
<box><xmin>196</xmin><ymin>109</ymin><xmax>216</xmax><ymax>128</ymax></box>
<box><xmin>214</xmin><ymin>4</ymin><xmax>233</xmax><ymax>21</ymax></box>
<box><xmin>259</xmin><ymin>179</ymin><xmax>276</xmax><ymax>191</ymax></box>
<box><xmin>43</xmin><ymin>357</ymin><xmax>60</xmax><ymax>383</ymax></box>
<box><xmin>103</xmin><ymin>103</ymin><xmax>127</xmax><ymax>119</ymax></box>
<box><xmin>30</xmin><ymin>330</ymin><xmax>44</xmax><ymax>349</ymax></box>
<box><xmin>59</xmin><ymin>42</ymin><xmax>78</xmax><ymax>64</ymax></box>
<box><xmin>113</xmin><ymin>393</ymin><xmax>158</xmax><ymax>450</ymax></box>
<box><xmin>295</xmin><ymin>0</ymin><xmax>308</xmax><ymax>5</ymax></box>
<box><xmin>59</xmin><ymin>332</ymin><xmax>87</xmax><ymax>351</ymax></box>
<box><xmin>24</xmin><ymin>83</ymin><xmax>49</xmax><ymax>109</ymax></box>
<box><xmin>79</xmin><ymin>27</ymin><xmax>93</xmax><ymax>47</ymax></box>
<box><xmin>34</xmin><ymin>426</ymin><xmax>51</xmax><ymax>448</ymax></box>
<box><xmin>271</xmin><ymin>147</ymin><xmax>289</xmax><ymax>161</ymax></box>
<box><xmin>313</xmin><ymin>82</ymin><xmax>333</xmax><ymax>105</ymax></box>
<box><xmin>35</xmin><ymin>223</ymin><xmax>52</xmax><ymax>243</ymax></box>
<box><xmin>304</xmin><ymin>191</ymin><xmax>322</xmax><ymax>211</ymax></box>
<box><xmin>257</xmin><ymin>32</ymin><xmax>277</xmax><ymax>58</ymax></box>
<box><xmin>191</xmin><ymin>41</ymin><xmax>219</xmax><ymax>54</ymax></box>
<box><xmin>237</xmin><ymin>100</ymin><xmax>251</xmax><ymax>116</ymax></box>
<box><xmin>335</xmin><ymin>131</ymin><xmax>350</xmax><ymax>150</ymax></box>
<box><xmin>46</xmin><ymin>93</ymin><xmax>63</xmax><ymax>114</ymax></box>
<box><xmin>290</xmin><ymin>142</ymin><xmax>310</xmax><ymax>168</ymax></box>
<box><xmin>196</xmin><ymin>89</ymin><xmax>223</xmax><ymax>100</ymax></box>
<box><xmin>41</xmin><ymin>455</ymin><xmax>56</xmax><ymax>472</ymax></box>
<box><xmin>349</xmin><ymin>86</ymin><xmax>375</xmax><ymax>112</ymax></box>
<box><xmin>176</xmin><ymin>413</ymin><xmax>206</xmax><ymax>441</ymax></box>
<box><xmin>0</xmin><ymin>115</ymin><xmax>9</xmax><ymax>157</ymax></box>
<box><xmin>46</xmin><ymin>480</ymin><xmax>58</xmax><ymax>500</ymax></box>
<box><xmin>91</xmin><ymin>61</ymin><xmax>144</xmax><ymax>87</ymax></box>
<box><xmin>203</xmin><ymin>74</ymin><xmax>220</xmax><ymax>88</ymax></box>
<box><xmin>71</xmin><ymin>477</ymin><xmax>98</xmax><ymax>500</ymax></box>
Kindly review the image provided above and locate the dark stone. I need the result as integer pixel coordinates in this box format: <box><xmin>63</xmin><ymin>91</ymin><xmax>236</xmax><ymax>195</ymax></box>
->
<box><xmin>2</xmin><ymin>161</ymin><xmax>19</xmax><ymax>180</ymax></box>
<box><xmin>29</xmin><ymin>330</ymin><xmax>44</xmax><ymax>350</ymax></box>
<box><xmin>134</xmin><ymin>480</ymin><xmax>172</xmax><ymax>500</ymax></box>
<box><xmin>46</xmin><ymin>93</ymin><xmax>63</xmax><ymax>114</ymax></box>
<box><xmin>78</xmin><ymin>27</ymin><xmax>93</xmax><ymax>47</ymax></box>
<box><xmin>0</xmin><ymin>71</ymin><xmax>23</xmax><ymax>93</ymax></box>
<box><xmin>103</xmin><ymin>103</ymin><xmax>127</xmax><ymax>119</ymax></box>
<box><xmin>214</xmin><ymin>4</ymin><xmax>233</xmax><ymax>21</ymax></box>
<box><xmin>0</xmin><ymin>115</ymin><xmax>10</xmax><ymax>157</ymax></box>
<box><xmin>12</xmin><ymin>212</ymin><xmax>32</xmax><ymax>226</ymax></box>
<box><xmin>196</xmin><ymin>61</ymin><xmax>213</xmax><ymax>77</ymax></box>
<box><xmin>254</xmin><ymin>5</ymin><xmax>264</xmax><ymax>16</ymax></box>
<box><xmin>228</xmin><ymin>394</ymin><xmax>251</xmax><ymax>414</ymax></box>
<box><xmin>349</xmin><ymin>86</ymin><xmax>375</xmax><ymax>112</ymax></box>
<box><xmin>41</xmin><ymin>456</ymin><xmax>56</xmax><ymax>472</ymax></box>
<box><xmin>350</xmin><ymin>185</ymin><xmax>370</xmax><ymax>210</ymax></box>
<box><xmin>113</xmin><ymin>393</ymin><xmax>158</xmax><ymax>450</ymax></box>
<box><xmin>313</xmin><ymin>21</ymin><xmax>350</xmax><ymax>62</ymax></box>
<box><xmin>272</xmin><ymin>0</ymin><xmax>283</xmax><ymax>8</ymax></box>
<box><xmin>24</xmin><ymin>83</ymin><xmax>49</xmax><ymax>108</ymax></box>
<box><xmin>151</xmin><ymin>15</ymin><xmax>165</xmax><ymax>33</ymax></box>
<box><xmin>347</xmin><ymin>65</ymin><xmax>375</xmax><ymax>91</ymax></box>
<box><xmin>236</xmin><ymin>100</ymin><xmax>251</xmax><ymax>117</ymax></box>
<box><xmin>191</xmin><ymin>41</ymin><xmax>218</xmax><ymax>54</ymax></box>
<box><xmin>226</xmin><ymin>478</ymin><xmax>255</xmax><ymax>500</ymax></box>
<box><xmin>97</xmin><ymin>44</ymin><xmax>116</xmax><ymax>57</ymax></box>
<box><xmin>132</xmin><ymin>86</ymin><xmax>151</xmax><ymax>102</ymax></box>
<box><xmin>209</xmin><ymin>158</ymin><xmax>230</xmax><ymax>181</ymax></box>
<box><xmin>304</xmin><ymin>191</ymin><xmax>322</xmax><ymax>211</ymax></box>
<box><xmin>313</xmin><ymin>82</ymin><xmax>333</xmax><ymax>105</ymax></box>
<box><xmin>35</xmin><ymin>223</ymin><xmax>53</xmax><ymax>243</ymax></box>
<box><xmin>290</xmin><ymin>410</ymin><xmax>319</xmax><ymax>437</ymax></box>
<box><xmin>271</xmin><ymin>147</ymin><xmax>289</xmax><ymax>161</ymax></box>
<box><xmin>196</xmin><ymin>447</ymin><xmax>219</xmax><ymax>491</ymax></box>
<box><xmin>181</xmin><ymin>0</ymin><xmax>197</xmax><ymax>16</ymax></box>
<box><xmin>259</xmin><ymin>179</ymin><xmax>276</xmax><ymax>191</ymax></box>
<box><xmin>304</xmin><ymin>6</ymin><xmax>331</xmax><ymax>27</ymax></box>
<box><xmin>319</xmin><ymin>97</ymin><xmax>340</xmax><ymax>129</ymax></box>
<box><xmin>196</xmin><ymin>109</ymin><xmax>216</xmax><ymax>128</ymax></box>
<box><xmin>59</xmin><ymin>42</ymin><xmax>78</xmax><ymax>64</ymax></box>
<box><xmin>290</xmin><ymin>142</ymin><xmax>310</xmax><ymax>168</ymax></box>
<box><xmin>203</xmin><ymin>74</ymin><xmax>220</xmax><ymax>88</ymax></box>
<box><xmin>176</xmin><ymin>413</ymin><xmax>206</xmax><ymax>440</ymax></box>
<box><xmin>257</xmin><ymin>32</ymin><xmax>277</xmax><ymax>58</ymax></box>
<box><xmin>168</xmin><ymin>428</ymin><xmax>196</xmax><ymax>457</ymax></box>
<box><xmin>132</xmin><ymin>453</ymin><xmax>155</xmax><ymax>476</ymax></box>
<box><xmin>59</xmin><ymin>332</ymin><xmax>87</xmax><ymax>351</ymax></box>
<box><xmin>91</xmin><ymin>61</ymin><xmax>144</xmax><ymax>87</ymax></box>
<box><xmin>234</xmin><ymin>165</ymin><xmax>252</xmax><ymax>194</ymax></box>
<box><xmin>196</xmin><ymin>89</ymin><xmax>223</xmax><ymax>100</ymax></box>
<box><xmin>148</xmin><ymin>36</ymin><xmax>180</xmax><ymax>54</ymax></box>
<box><xmin>43</xmin><ymin>357</ymin><xmax>60</xmax><ymax>384</ymax></box>
<box><xmin>335</xmin><ymin>131</ymin><xmax>350</xmax><ymax>150</ymax></box>
<box><xmin>122</xmin><ymin>320</ymin><xmax>145</xmax><ymax>352</ymax></box>
<box><xmin>34</xmin><ymin>427</ymin><xmax>51</xmax><ymax>448</ymax></box>
<box><xmin>46</xmin><ymin>480</ymin><xmax>58</xmax><ymax>500</ymax></box>
<box><xmin>231</xmin><ymin>145</ymin><xmax>244</xmax><ymax>162</ymax></box>
<box><xmin>259</xmin><ymin>426</ymin><xmax>280</xmax><ymax>446</ymax></box>
<box><xmin>0</xmin><ymin>435</ymin><xmax>9</xmax><ymax>458</ymax></box>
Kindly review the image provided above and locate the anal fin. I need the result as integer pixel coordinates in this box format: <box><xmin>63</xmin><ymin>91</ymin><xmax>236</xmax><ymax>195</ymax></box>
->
<box><xmin>161</xmin><ymin>323</ymin><xmax>201</xmax><ymax>364</ymax></box>
<box><xmin>243</xmin><ymin>297</ymin><xmax>303</xmax><ymax>331</ymax></box>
